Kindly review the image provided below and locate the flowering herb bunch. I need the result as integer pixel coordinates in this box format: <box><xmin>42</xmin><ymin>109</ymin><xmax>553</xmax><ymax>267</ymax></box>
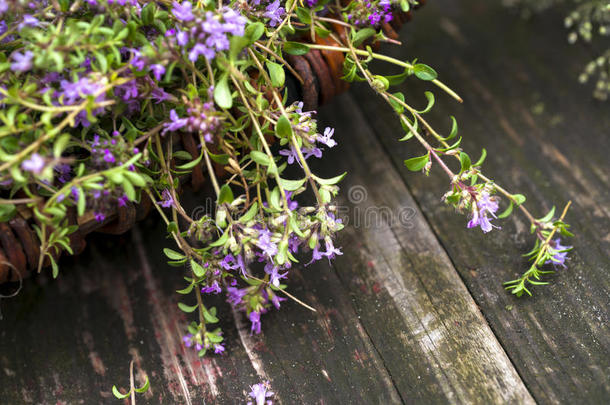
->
<box><xmin>504</xmin><ymin>0</ymin><xmax>610</xmax><ymax>100</ymax></box>
<box><xmin>0</xmin><ymin>0</ymin><xmax>574</xmax><ymax>359</ymax></box>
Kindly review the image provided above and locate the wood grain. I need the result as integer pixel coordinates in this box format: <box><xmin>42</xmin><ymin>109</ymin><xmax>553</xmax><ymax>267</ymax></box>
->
<box><xmin>351</xmin><ymin>0</ymin><xmax>610</xmax><ymax>403</ymax></box>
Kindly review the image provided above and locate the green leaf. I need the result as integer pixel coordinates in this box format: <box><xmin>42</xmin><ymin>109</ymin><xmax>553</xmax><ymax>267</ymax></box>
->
<box><xmin>203</xmin><ymin>309</ymin><xmax>219</xmax><ymax>323</ymax></box>
<box><xmin>208</xmin><ymin>151</ymin><xmax>230</xmax><ymax>165</ymax></box>
<box><xmin>76</xmin><ymin>186</ymin><xmax>86</xmax><ymax>216</ymax></box>
<box><xmin>538</xmin><ymin>207</ymin><xmax>556</xmax><ymax>223</ymax></box>
<box><xmin>444</xmin><ymin>116</ymin><xmax>458</xmax><ymax>140</ymax></box>
<box><xmin>284</xmin><ymin>41</ymin><xmax>309</xmax><ymax>55</ymax></box>
<box><xmin>0</xmin><ymin>203</ymin><xmax>16</xmax><ymax>222</ymax></box>
<box><xmin>315</xmin><ymin>172</ymin><xmax>347</xmax><ymax>185</ymax></box>
<box><xmin>352</xmin><ymin>27</ymin><xmax>376</xmax><ymax>47</ymax></box>
<box><xmin>112</xmin><ymin>386</ymin><xmax>131</xmax><ymax>400</ymax></box>
<box><xmin>295</xmin><ymin>7</ymin><xmax>312</xmax><ymax>24</ymax></box>
<box><xmin>163</xmin><ymin>248</ymin><xmax>185</xmax><ymax>260</ymax></box>
<box><xmin>404</xmin><ymin>153</ymin><xmax>430</xmax><ymax>171</ymax></box>
<box><xmin>178</xmin><ymin>302</ymin><xmax>198</xmax><ymax>313</ymax></box>
<box><xmin>190</xmin><ymin>259</ymin><xmax>206</xmax><ymax>278</ymax></box>
<box><xmin>214</xmin><ymin>73</ymin><xmax>233</xmax><ymax>109</ymax></box>
<box><xmin>176</xmin><ymin>283</ymin><xmax>194</xmax><ymax>294</ymax></box>
<box><xmin>389</xmin><ymin>92</ymin><xmax>405</xmax><ymax>113</ymax></box>
<box><xmin>123</xmin><ymin>171</ymin><xmax>147</xmax><ymax>187</ymax></box>
<box><xmin>275</xmin><ymin>115</ymin><xmax>293</xmax><ymax>138</ymax></box>
<box><xmin>134</xmin><ymin>377</ymin><xmax>150</xmax><ymax>393</ymax></box>
<box><xmin>474</xmin><ymin>148</ymin><xmax>487</xmax><ymax>166</ymax></box>
<box><xmin>49</xmin><ymin>255</ymin><xmax>59</xmax><ymax>279</ymax></box>
<box><xmin>459</xmin><ymin>152</ymin><xmax>471</xmax><ymax>172</ymax></box>
<box><xmin>229</xmin><ymin>35</ymin><xmax>249</xmax><ymax>61</ymax></box>
<box><xmin>417</xmin><ymin>91</ymin><xmax>435</xmax><ymax>113</ymax></box>
<box><xmin>239</xmin><ymin>202</ymin><xmax>258</xmax><ymax>223</ymax></box>
<box><xmin>279</xmin><ymin>177</ymin><xmax>306</xmax><ymax>191</ymax></box>
<box><xmin>53</xmin><ymin>134</ymin><xmax>71</xmax><ymax>158</ymax></box>
<box><xmin>245</xmin><ymin>22</ymin><xmax>264</xmax><ymax>44</ymax></box>
<box><xmin>122</xmin><ymin>178</ymin><xmax>136</xmax><ymax>201</ymax></box>
<box><xmin>209</xmin><ymin>230</ymin><xmax>229</xmax><ymax>247</ymax></box>
<box><xmin>497</xmin><ymin>201</ymin><xmax>513</xmax><ymax>219</ymax></box>
<box><xmin>250</xmin><ymin>151</ymin><xmax>271</xmax><ymax>166</ymax></box>
<box><xmin>175</xmin><ymin>151</ymin><xmax>203</xmax><ymax>170</ymax></box>
<box><xmin>218</xmin><ymin>184</ymin><xmax>234</xmax><ymax>204</ymax></box>
<box><xmin>266</xmin><ymin>61</ymin><xmax>285</xmax><ymax>87</ymax></box>
<box><xmin>413</xmin><ymin>63</ymin><xmax>438</xmax><ymax>81</ymax></box>
<box><xmin>513</xmin><ymin>194</ymin><xmax>526</xmax><ymax>205</ymax></box>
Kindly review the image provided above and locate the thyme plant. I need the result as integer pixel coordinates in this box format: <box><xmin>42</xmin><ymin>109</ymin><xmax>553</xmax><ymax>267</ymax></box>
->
<box><xmin>504</xmin><ymin>0</ymin><xmax>610</xmax><ymax>100</ymax></box>
<box><xmin>0</xmin><ymin>0</ymin><xmax>574</xmax><ymax>358</ymax></box>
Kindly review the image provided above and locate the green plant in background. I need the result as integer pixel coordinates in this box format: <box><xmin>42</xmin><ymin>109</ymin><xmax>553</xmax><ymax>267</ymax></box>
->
<box><xmin>0</xmin><ymin>0</ymin><xmax>575</xmax><ymax>362</ymax></box>
<box><xmin>504</xmin><ymin>0</ymin><xmax>610</xmax><ymax>100</ymax></box>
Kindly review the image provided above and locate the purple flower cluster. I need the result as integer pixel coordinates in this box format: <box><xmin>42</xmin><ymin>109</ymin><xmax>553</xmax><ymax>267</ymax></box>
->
<box><xmin>347</xmin><ymin>0</ymin><xmax>394</xmax><ymax>26</ymax></box>
<box><xmin>162</xmin><ymin>95</ymin><xmax>221</xmax><ymax>142</ymax></box>
<box><xmin>467</xmin><ymin>191</ymin><xmax>500</xmax><ymax>233</ymax></box>
<box><xmin>279</xmin><ymin>103</ymin><xmax>337</xmax><ymax>166</ymax></box>
<box><xmin>247</xmin><ymin>381</ymin><xmax>274</xmax><ymax>405</ymax></box>
<box><xmin>57</xmin><ymin>76</ymin><xmax>107</xmax><ymax>127</ymax></box>
<box><xmin>183</xmin><ymin>332</ymin><xmax>225</xmax><ymax>354</ymax></box>
<box><xmin>170</xmin><ymin>3</ymin><xmax>246</xmax><ymax>62</ymax></box>
<box><xmin>21</xmin><ymin>153</ymin><xmax>45</xmax><ymax>174</ymax></box>
<box><xmin>546</xmin><ymin>238</ymin><xmax>572</xmax><ymax>268</ymax></box>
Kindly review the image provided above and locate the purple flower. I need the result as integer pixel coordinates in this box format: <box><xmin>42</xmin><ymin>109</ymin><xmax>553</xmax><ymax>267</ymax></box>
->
<box><xmin>247</xmin><ymin>381</ymin><xmax>274</xmax><ymax>405</ymax></box>
<box><xmin>269</xmin><ymin>292</ymin><xmax>285</xmax><ymax>310</ymax></box>
<box><xmin>221</xmin><ymin>7</ymin><xmax>246</xmax><ymax>36</ymax></box>
<box><xmin>150</xmin><ymin>64</ymin><xmax>165</xmax><ymax>81</ymax></box>
<box><xmin>214</xmin><ymin>343</ymin><xmax>225</xmax><ymax>354</ymax></box>
<box><xmin>94</xmin><ymin>212</ymin><xmax>106</xmax><ymax>222</ymax></box>
<box><xmin>227</xmin><ymin>286</ymin><xmax>248</xmax><ymax>306</ymax></box>
<box><xmin>467</xmin><ymin>192</ymin><xmax>500</xmax><ymax>233</ymax></box>
<box><xmin>54</xmin><ymin>163</ymin><xmax>72</xmax><ymax>183</ymax></box>
<box><xmin>150</xmin><ymin>87</ymin><xmax>171</xmax><ymax>104</ymax></box>
<box><xmin>163</xmin><ymin>109</ymin><xmax>187</xmax><ymax>133</ymax></box>
<box><xmin>264</xmin><ymin>263</ymin><xmax>287</xmax><ymax>287</ymax></box>
<box><xmin>157</xmin><ymin>189</ymin><xmax>174</xmax><ymax>208</ymax></box>
<box><xmin>182</xmin><ymin>333</ymin><xmax>194</xmax><ymax>348</ymax></box>
<box><xmin>249</xmin><ymin>311</ymin><xmax>261</xmax><ymax>335</ymax></box>
<box><xmin>220</xmin><ymin>253</ymin><xmax>237</xmax><ymax>270</ymax></box>
<box><xmin>324</xmin><ymin>239</ymin><xmax>343</xmax><ymax>263</ymax></box>
<box><xmin>263</xmin><ymin>0</ymin><xmax>285</xmax><ymax>27</ymax></box>
<box><xmin>545</xmin><ymin>238</ymin><xmax>572</xmax><ymax>268</ymax></box>
<box><xmin>279</xmin><ymin>146</ymin><xmax>299</xmax><ymax>165</ymax></box>
<box><xmin>172</xmin><ymin>1</ymin><xmax>194</xmax><ymax>22</ymax></box>
<box><xmin>285</xmin><ymin>191</ymin><xmax>298</xmax><ymax>211</ymax></box>
<box><xmin>71</xmin><ymin>186</ymin><xmax>80</xmax><ymax>201</ymax></box>
<box><xmin>306</xmin><ymin>244</ymin><xmax>324</xmax><ymax>266</ymax></box>
<box><xmin>257</xmin><ymin>228</ymin><xmax>278</xmax><ymax>257</ymax></box>
<box><xmin>176</xmin><ymin>30</ymin><xmax>189</xmax><ymax>46</ymax></box>
<box><xmin>21</xmin><ymin>153</ymin><xmax>45</xmax><ymax>174</ymax></box>
<box><xmin>11</xmin><ymin>50</ymin><xmax>34</xmax><ymax>72</ymax></box>
<box><xmin>18</xmin><ymin>14</ymin><xmax>39</xmax><ymax>30</ymax></box>
<box><xmin>188</xmin><ymin>43</ymin><xmax>215</xmax><ymax>62</ymax></box>
<box><xmin>303</xmin><ymin>146</ymin><xmax>322</xmax><ymax>160</ymax></box>
<box><xmin>117</xmin><ymin>194</ymin><xmax>129</xmax><ymax>207</ymax></box>
<box><xmin>318</xmin><ymin>127</ymin><xmax>337</xmax><ymax>148</ymax></box>
<box><xmin>103</xmin><ymin>149</ymin><xmax>115</xmax><ymax>163</ymax></box>
<box><xmin>116</xmin><ymin>79</ymin><xmax>138</xmax><ymax>100</ymax></box>
<box><xmin>129</xmin><ymin>48</ymin><xmax>146</xmax><ymax>71</ymax></box>
<box><xmin>201</xmin><ymin>281</ymin><xmax>222</xmax><ymax>294</ymax></box>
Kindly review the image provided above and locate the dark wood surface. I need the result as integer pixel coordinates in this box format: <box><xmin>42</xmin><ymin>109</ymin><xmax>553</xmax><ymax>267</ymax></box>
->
<box><xmin>1</xmin><ymin>1</ymin><xmax>608</xmax><ymax>404</ymax></box>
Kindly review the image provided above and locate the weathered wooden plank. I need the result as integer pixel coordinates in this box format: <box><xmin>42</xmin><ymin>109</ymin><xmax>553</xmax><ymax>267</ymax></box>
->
<box><xmin>351</xmin><ymin>1</ymin><xmax>610</xmax><ymax>403</ymax></box>
<box><xmin>0</xmin><ymin>191</ymin><xmax>403</xmax><ymax>404</ymax></box>
<box><xmin>312</xmin><ymin>94</ymin><xmax>533</xmax><ymax>404</ymax></box>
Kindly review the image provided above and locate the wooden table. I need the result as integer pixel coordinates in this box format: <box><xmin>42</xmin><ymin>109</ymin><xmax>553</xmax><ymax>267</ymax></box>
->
<box><xmin>1</xmin><ymin>1</ymin><xmax>608</xmax><ymax>403</ymax></box>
